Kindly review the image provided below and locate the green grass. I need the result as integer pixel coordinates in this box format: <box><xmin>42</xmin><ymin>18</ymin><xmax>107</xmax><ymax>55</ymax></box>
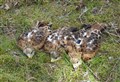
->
<box><xmin>0</xmin><ymin>0</ymin><xmax>120</xmax><ymax>82</ymax></box>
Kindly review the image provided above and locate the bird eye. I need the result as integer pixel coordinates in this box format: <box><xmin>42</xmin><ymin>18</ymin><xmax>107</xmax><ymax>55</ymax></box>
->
<box><xmin>24</xmin><ymin>32</ymin><xmax>28</xmax><ymax>36</ymax></box>
<box><xmin>76</xmin><ymin>40</ymin><xmax>81</xmax><ymax>44</ymax></box>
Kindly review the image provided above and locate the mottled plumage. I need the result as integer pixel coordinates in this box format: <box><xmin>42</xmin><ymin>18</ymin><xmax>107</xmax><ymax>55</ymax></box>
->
<box><xmin>44</xmin><ymin>23</ymin><xmax>106</xmax><ymax>69</ymax></box>
<box><xmin>17</xmin><ymin>22</ymin><xmax>106</xmax><ymax>69</ymax></box>
<box><xmin>17</xmin><ymin>21</ymin><xmax>52</xmax><ymax>58</ymax></box>
<box><xmin>43</xmin><ymin>27</ymin><xmax>78</xmax><ymax>62</ymax></box>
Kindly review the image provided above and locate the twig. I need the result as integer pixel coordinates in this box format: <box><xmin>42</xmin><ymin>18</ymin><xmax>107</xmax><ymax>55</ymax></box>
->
<box><xmin>78</xmin><ymin>7</ymin><xmax>88</xmax><ymax>24</ymax></box>
<box><xmin>105</xmin><ymin>59</ymin><xmax>119</xmax><ymax>82</ymax></box>
<box><xmin>98</xmin><ymin>5</ymin><xmax>104</xmax><ymax>14</ymax></box>
<box><xmin>83</xmin><ymin>62</ymin><xmax>100</xmax><ymax>81</ymax></box>
<box><xmin>105</xmin><ymin>30</ymin><xmax>120</xmax><ymax>38</ymax></box>
<box><xmin>79</xmin><ymin>7</ymin><xmax>88</xmax><ymax>18</ymax></box>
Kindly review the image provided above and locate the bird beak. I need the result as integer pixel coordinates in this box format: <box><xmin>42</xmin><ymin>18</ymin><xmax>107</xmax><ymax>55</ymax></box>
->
<box><xmin>51</xmin><ymin>56</ymin><xmax>61</xmax><ymax>62</ymax></box>
<box><xmin>26</xmin><ymin>53</ymin><xmax>34</xmax><ymax>58</ymax></box>
<box><xmin>23</xmin><ymin>48</ymin><xmax>35</xmax><ymax>58</ymax></box>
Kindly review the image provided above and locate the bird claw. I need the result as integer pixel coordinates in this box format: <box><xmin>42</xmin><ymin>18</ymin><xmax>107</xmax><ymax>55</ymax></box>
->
<box><xmin>73</xmin><ymin>59</ymin><xmax>83</xmax><ymax>70</ymax></box>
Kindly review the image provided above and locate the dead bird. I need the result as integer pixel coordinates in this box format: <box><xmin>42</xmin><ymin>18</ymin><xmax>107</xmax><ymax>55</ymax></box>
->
<box><xmin>43</xmin><ymin>26</ymin><xmax>83</xmax><ymax>69</ymax></box>
<box><xmin>44</xmin><ymin>23</ymin><xmax>107</xmax><ymax>69</ymax></box>
<box><xmin>17</xmin><ymin>21</ymin><xmax>52</xmax><ymax>58</ymax></box>
<box><xmin>17</xmin><ymin>21</ymin><xmax>106</xmax><ymax>69</ymax></box>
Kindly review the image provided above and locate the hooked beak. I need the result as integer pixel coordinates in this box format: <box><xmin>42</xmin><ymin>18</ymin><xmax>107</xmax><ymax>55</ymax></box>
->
<box><xmin>26</xmin><ymin>53</ymin><xmax>34</xmax><ymax>58</ymax></box>
<box><xmin>23</xmin><ymin>48</ymin><xmax>35</xmax><ymax>58</ymax></box>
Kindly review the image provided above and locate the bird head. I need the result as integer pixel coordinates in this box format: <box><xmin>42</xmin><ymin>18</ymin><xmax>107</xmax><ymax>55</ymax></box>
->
<box><xmin>23</xmin><ymin>47</ymin><xmax>35</xmax><ymax>58</ymax></box>
<box><xmin>17</xmin><ymin>21</ymin><xmax>52</xmax><ymax>58</ymax></box>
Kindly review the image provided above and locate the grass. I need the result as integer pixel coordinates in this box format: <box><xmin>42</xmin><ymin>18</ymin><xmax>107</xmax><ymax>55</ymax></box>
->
<box><xmin>0</xmin><ymin>0</ymin><xmax>120</xmax><ymax>82</ymax></box>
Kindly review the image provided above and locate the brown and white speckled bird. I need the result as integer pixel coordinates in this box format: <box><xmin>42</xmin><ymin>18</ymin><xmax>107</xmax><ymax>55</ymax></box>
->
<box><xmin>17</xmin><ymin>21</ymin><xmax>106</xmax><ymax>69</ymax></box>
<box><xmin>17</xmin><ymin>21</ymin><xmax>52</xmax><ymax>58</ymax></box>
<box><xmin>73</xmin><ymin>23</ymin><xmax>107</xmax><ymax>62</ymax></box>
<box><xmin>43</xmin><ymin>23</ymin><xmax>106</xmax><ymax>69</ymax></box>
<box><xmin>43</xmin><ymin>26</ymin><xmax>79</xmax><ymax>62</ymax></box>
